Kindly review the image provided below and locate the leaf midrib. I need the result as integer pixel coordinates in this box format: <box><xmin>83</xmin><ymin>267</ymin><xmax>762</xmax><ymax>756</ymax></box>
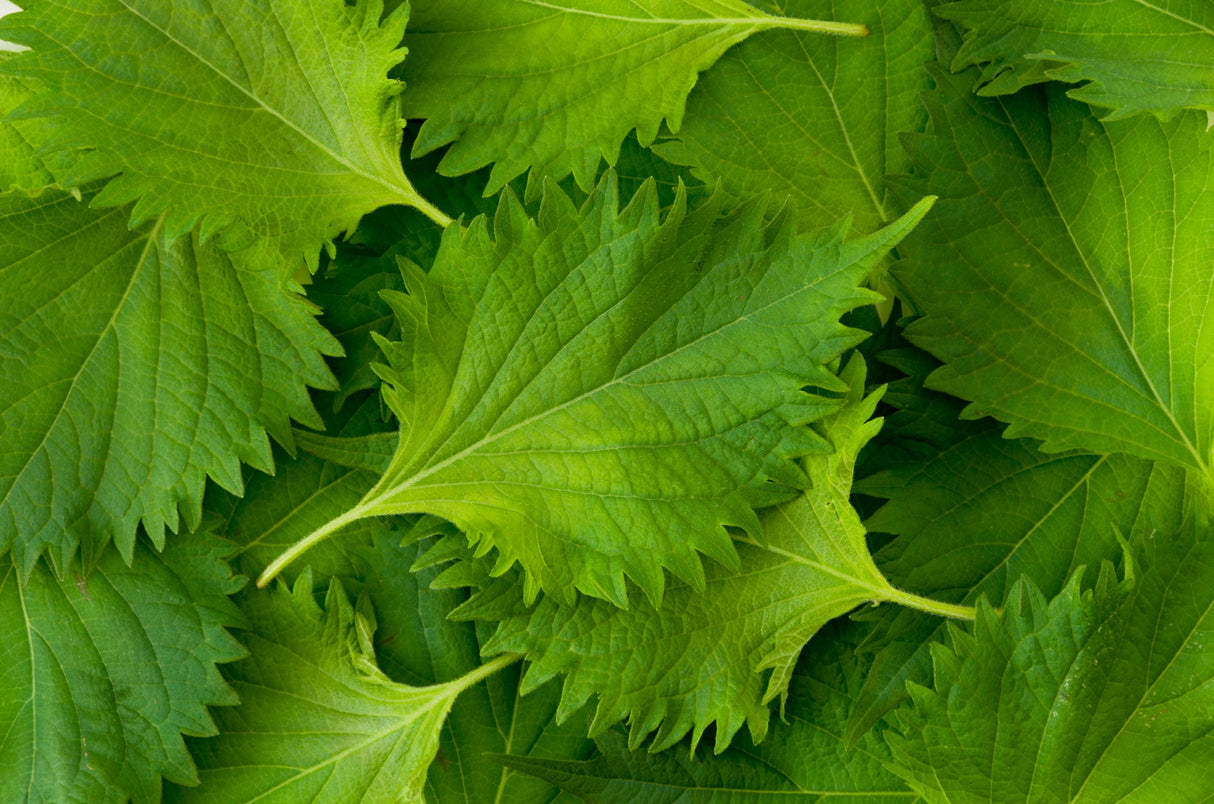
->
<box><xmin>372</xmin><ymin>254</ymin><xmax>850</xmax><ymax>505</ymax></box>
<box><xmin>515</xmin><ymin>0</ymin><xmax>778</xmax><ymax>28</ymax></box>
<box><xmin>1001</xmin><ymin>95</ymin><xmax>1207</xmax><ymax>474</ymax></box>
<box><xmin>1127</xmin><ymin>0</ymin><xmax>1214</xmax><ymax>36</ymax></box>
<box><xmin>0</xmin><ymin>210</ymin><xmax>155</xmax><ymax>519</ymax></box>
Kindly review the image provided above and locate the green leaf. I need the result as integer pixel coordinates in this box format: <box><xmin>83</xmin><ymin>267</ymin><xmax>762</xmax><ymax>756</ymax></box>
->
<box><xmin>936</xmin><ymin>0</ymin><xmax>1214</xmax><ymax>120</ymax></box>
<box><xmin>892</xmin><ymin>72</ymin><xmax>1214</xmax><ymax>483</ymax></box>
<box><xmin>307</xmin><ymin>246</ymin><xmax>410</xmax><ymax>412</ymax></box>
<box><xmin>656</xmin><ymin>0</ymin><xmax>933</xmax><ymax>233</ymax></box>
<box><xmin>210</xmin><ymin>431</ymin><xmax>589</xmax><ymax>803</ymax></box>
<box><xmin>173</xmin><ymin>572</ymin><xmax>516</xmax><ymax>804</ymax></box>
<box><xmin>852</xmin><ymin>319</ymin><xmax>996</xmax><ymax>486</ymax></box>
<box><xmin>0</xmin><ymin>53</ymin><xmax>57</xmax><ymax>192</ymax></box>
<box><xmin>888</xmin><ymin>514</ymin><xmax>1214</xmax><ymax>803</ymax></box>
<box><xmin>266</xmin><ymin>176</ymin><xmax>933</xmax><ymax>607</ymax></box>
<box><xmin>846</xmin><ymin>429</ymin><xmax>1191</xmax><ymax>744</ymax></box>
<box><xmin>0</xmin><ymin>537</ymin><xmax>245</xmax><ymax>804</ymax></box>
<box><xmin>0</xmin><ymin>189</ymin><xmax>340</xmax><ymax>576</ymax></box>
<box><xmin>0</xmin><ymin>0</ymin><xmax>449</xmax><ymax>273</ymax></box>
<box><xmin>456</xmin><ymin>358</ymin><xmax>970</xmax><ymax>754</ymax></box>
<box><xmin>496</xmin><ymin>621</ymin><xmax>919</xmax><ymax>803</ymax></box>
<box><xmin>401</xmin><ymin>0</ymin><xmax>870</xmax><ymax>195</ymax></box>
<box><xmin>346</xmin><ymin>532</ymin><xmax>594</xmax><ymax>804</ymax></box>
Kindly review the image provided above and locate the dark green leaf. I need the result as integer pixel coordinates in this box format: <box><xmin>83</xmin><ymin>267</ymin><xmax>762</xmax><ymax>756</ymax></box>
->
<box><xmin>0</xmin><ymin>538</ymin><xmax>244</xmax><ymax>803</ymax></box>
<box><xmin>888</xmin><ymin>514</ymin><xmax>1214</xmax><ymax>802</ymax></box>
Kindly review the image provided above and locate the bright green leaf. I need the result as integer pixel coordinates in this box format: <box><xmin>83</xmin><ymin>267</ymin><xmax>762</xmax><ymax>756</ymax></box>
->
<box><xmin>498</xmin><ymin>621</ymin><xmax>919</xmax><ymax>802</ymax></box>
<box><xmin>0</xmin><ymin>537</ymin><xmax>245</xmax><ymax>804</ymax></box>
<box><xmin>174</xmin><ymin>572</ymin><xmax>517</xmax><ymax>804</ymax></box>
<box><xmin>401</xmin><ymin>0</ymin><xmax>870</xmax><ymax>195</ymax></box>
<box><xmin>456</xmin><ymin>358</ymin><xmax>971</xmax><ymax>754</ymax></box>
<box><xmin>0</xmin><ymin>52</ymin><xmax>55</xmax><ymax>192</ymax></box>
<box><xmin>656</xmin><ymin>0</ymin><xmax>933</xmax><ymax>233</ymax></box>
<box><xmin>847</xmin><ymin>429</ymin><xmax>1191</xmax><ymax>744</ymax></box>
<box><xmin>0</xmin><ymin>0</ymin><xmax>449</xmax><ymax>273</ymax></box>
<box><xmin>263</xmin><ymin>176</ymin><xmax>933</xmax><ymax>607</ymax></box>
<box><xmin>0</xmin><ymin>189</ymin><xmax>339</xmax><ymax>575</ymax></box>
<box><xmin>937</xmin><ymin>0</ymin><xmax>1214</xmax><ymax>119</ymax></box>
<box><xmin>892</xmin><ymin>72</ymin><xmax>1214</xmax><ymax>483</ymax></box>
<box><xmin>888</xmin><ymin>515</ymin><xmax>1214</xmax><ymax>803</ymax></box>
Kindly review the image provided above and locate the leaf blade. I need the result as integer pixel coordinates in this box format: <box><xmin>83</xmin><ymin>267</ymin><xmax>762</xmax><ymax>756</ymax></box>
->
<box><xmin>937</xmin><ymin>0</ymin><xmax>1214</xmax><ymax>119</ymax></box>
<box><xmin>0</xmin><ymin>538</ymin><xmax>245</xmax><ymax>804</ymax></box>
<box><xmin>888</xmin><ymin>515</ymin><xmax>1214</xmax><ymax>802</ymax></box>
<box><xmin>401</xmin><ymin>0</ymin><xmax>869</xmax><ymax>194</ymax></box>
<box><xmin>449</xmin><ymin>359</ymin><xmax>928</xmax><ymax>754</ymax></box>
<box><xmin>893</xmin><ymin>71</ymin><xmax>1214</xmax><ymax>481</ymax></box>
<box><xmin>319</xmin><ymin>177</ymin><xmax>930</xmax><ymax>607</ymax></box>
<box><xmin>0</xmin><ymin>188</ymin><xmax>339</xmax><ymax>574</ymax></box>
<box><xmin>656</xmin><ymin>0</ymin><xmax>934</xmax><ymax>234</ymax></box>
<box><xmin>0</xmin><ymin>0</ymin><xmax>445</xmax><ymax>270</ymax></box>
<box><xmin>172</xmin><ymin>572</ymin><xmax>519</xmax><ymax>804</ymax></box>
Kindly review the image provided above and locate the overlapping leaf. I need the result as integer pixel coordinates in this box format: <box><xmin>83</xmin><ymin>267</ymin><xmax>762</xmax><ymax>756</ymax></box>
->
<box><xmin>847</xmin><ymin>430</ymin><xmax>1190</xmax><ymax>742</ymax></box>
<box><xmin>0</xmin><ymin>189</ymin><xmax>339</xmax><ymax>575</ymax></box>
<box><xmin>937</xmin><ymin>0</ymin><xmax>1214</xmax><ymax>119</ymax></box>
<box><xmin>0</xmin><ymin>0</ymin><xmax>447</xmax><ymax>272</ymax></box>
<box><xmin>353</xmin><ymin>534</ymin><xmax>594</xmax><ymax>804</ymax></box>
<box><xmin>401</xmin><ymin>0</ymin><xmax>869</xmax><ymax>195</ymax></box>
<box><xmin>174</xmin><ymin>573</ymin><xmax>515</xmax><ymax>803</ymax></box>
<box><xmin>499</xmin><ymin>621</ymin><xmax>917</xmax><ymax>802</ymax></box>
<box><xmin>888</xmin><ymin>515</ymin><xmax>1214</xmax><ymax>802</ymax></box>
<box><xmin>455</xmin><ymin>359</ymin><xmax>966</xmax><ymax>754</ymax></box>
<box><xmin>0</xmin><ymin>538</ymin><xmax>245</xmax><ymax>804</ymax></box>
<box><xmin>209</xmin><ymin>433</ymin><xmax>592</xmax><ymax>803</ymax></box>
<box><xmin>312</xmin><ymin>175</ymin><xmax>931</xmax><ymax>607</ymax></box>
<box><xmin>0</xmin><ymin>53</ymin><xmax>56</xmax><ymax>191</ymax></box>
<box><xmin>656</xmin><ymin>0</ymin><xmax>933</xmax><ymax>234</ymax></box>
<box><xmin>893</xmin><ymin>71</ymin><xmax>1214</xmax><ymax>483</ymax></box>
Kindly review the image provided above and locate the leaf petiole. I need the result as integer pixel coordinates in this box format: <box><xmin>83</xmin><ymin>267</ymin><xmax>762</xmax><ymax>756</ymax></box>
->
<box><xmin>257</xmin><ymin>500</ymin><xmax>378</xmax><ymax>588</ymax></box>
<box><xmin>759</xmin><ymin>16</ymin><xmax>869</xmax><ymax>37</ymax></box>
<box><xmin>881</xmin><ymin>588</ymin><xmax>978</xmax><ymax>621</ymax></box>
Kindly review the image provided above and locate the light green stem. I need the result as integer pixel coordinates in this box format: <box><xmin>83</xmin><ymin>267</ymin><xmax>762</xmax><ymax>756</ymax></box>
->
<box><xmin>403</xmin><ymin>188</ymin><xmax>455</xmax><ymax>228</ymax></box>
<box><xmin>257</xmin><ymin>500</ymin><xmax>378</xmax><ymax>588</ymax></box>
<box><xmin>762</xmin><ymin>16</ymin><xmax>868</xmax><ymax>37</ymax></box>
<box><xmin>884</xmin><ymin>587</ymin><xmax>978</xmax><ymax>620</ymax></box>
<box><xmin>447</xmin><ymin>653</ymin><xmax>523</xmax><ymax>696</ymax></box>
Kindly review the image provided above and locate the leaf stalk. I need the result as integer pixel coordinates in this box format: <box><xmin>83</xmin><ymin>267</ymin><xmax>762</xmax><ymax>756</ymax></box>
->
<box><xmin>762</xmin><ymin>16</ymin><xmax>869</xmax><ymax>37</ymax></box>
<box><xmin>447</xmin><ymin>653</ymin><xmax>523</xmax><ymax>696</ymax></box>
<box><xmin>257</xmin><ymin>500</ymin><xmax>377</xmax><ymax>588</ymax></box>
<box><xmin>882</xmin><ymin>588</ymin><xmax>977</xmax><ymax>621</ymax></box>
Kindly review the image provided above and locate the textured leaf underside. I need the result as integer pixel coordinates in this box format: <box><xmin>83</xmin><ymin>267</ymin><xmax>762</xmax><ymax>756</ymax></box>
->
<box><xmin>179</xmin><ymin>574</ymin><xmax>496</xmax><ymax>804</ymax></box>
<box><xmin>0</xmin><ymin>189</ymin><xmax>339</xmax><ymax>575</ymax></box>
<box><xmin>356</xmin><ymin>176</ymin><xmax>932</xmax><ymax>607</ymax></box>
<box><xmin>401</xmin><ymin>0</ymin><xmax>869</xmax><ymax>195</ymax></box>
<box><xmin>467</xmin><ymin>359</ymin><xmax>911</xmax><ymax>754</ymax></box>
<box><xmin>937</xmin><ymin>0</ymin><xmax>1214</xmax><ymax>119</ymax></box>
<box><xmin>657</xmin><ymin>0</ymin><xmax>933</xmax><ymax>233</ymax></box>
<box><xmin>894</xmin><ymin>72</ymin><xmax>1214</xmax><ymax>482</ymax></box>
<box><xmin>0</xmin><ymin>0</ymin><xmax>440</xmax><ymax>272</ymax></box>
<box><xmin>0</xmin><ymin>538</ymin><xmax>244</xmax><ymax>804</ymax></box>
<box><xmin>888</xmin><ymin>517</ymin><xmax>1214</xmax><ymax>802</ymax></box>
